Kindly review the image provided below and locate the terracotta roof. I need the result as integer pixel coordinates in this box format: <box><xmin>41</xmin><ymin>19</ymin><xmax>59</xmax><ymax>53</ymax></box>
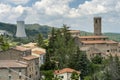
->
<box><xmin>22</xmin><ymin>55</ymin><xmax>39</xmax><ymax>60</ymax></box>
<box><xmin>79</xmin><ymin>36</ymin><xmax>108</xmax><ymax>39</ymax></box>
<box><xmin>32</xmin><ymin>47</ymin><xmax>46</xmax><ymax>53</ymax></box>
<box><xmin>54</xmin><ymin>68</ymin><xmax>80</xmax><ymax>75</ymax></box>
<box><xmin>0</xmin><ymin>60</ymin><xmax>28</xmax><ymax>68</ymax></box>
<box><xmin>81</xmin><ymin>40</ymin><xmax>117</xmax><ymax>44</ymax></box>
<box><xmin>81</xmin><ymin>40</ymin><xmax>105</xmax><ymax>44</ymax></box>
<box><xmin>32</xmin><ymin>50</ymin><xmax>46</xmax><ymax>55</ymax></box>
<box><xmin>69</xmin><ymin>30</ymin><xmax>80</xmax><ymax>33</ymax></box>
<box><xmin>14</xmin><ymin>46</ymin><xmax>31</xmax><ymax>51</ymax></box>
<box><xmin>23</xmin><ymin>42</ymin><xmax>37</xmax><ymax>48</ymax></box>
<box><xmin>106</xmin><ymin>40</ymin><xmax>118</xmax><ymax>44</ymax></box>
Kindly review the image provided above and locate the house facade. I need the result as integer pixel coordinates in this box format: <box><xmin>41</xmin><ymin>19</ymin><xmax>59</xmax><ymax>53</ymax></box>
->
<box><xmin>54</xmin><ymin>68</ymin><xmax>80</xmax><ymax>80</ymax></box>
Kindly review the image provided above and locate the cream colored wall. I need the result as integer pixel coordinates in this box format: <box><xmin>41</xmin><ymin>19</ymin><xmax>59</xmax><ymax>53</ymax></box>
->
<box><xmin>55</xmin><ymin>73</ymin><xmax>80</xmax><ymax>80</ymax></box>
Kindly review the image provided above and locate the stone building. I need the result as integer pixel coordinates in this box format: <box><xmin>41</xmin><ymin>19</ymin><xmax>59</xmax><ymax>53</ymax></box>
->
<box><xmin>75</xmin><ymin>17</ymin><xmax>119</xmax><ymax>59</ymax></box>
<box><xmin>22</xmin><ymin>55</ymin><xmax>40</xmax><ymax>80</ymax></box>
<box><xmin>0</xmin><ymin>45</ymin><xmax>40</xmax><ymax>80</ymax></box>
<box><xmin>0</xmin><ymin>60</ymin><xmax>28</xmax><ymax>80</ymax></box>
<box><xmin>68</xmin><ymin>30</ymin><xmax>80</xmax><ymax>37</ymax></box>
<box><xmin>94</xmin><ymin>17</ymin><xmax>102</xmax><ymax>36</ymax></box>
<box><xmin>22</xmin><ymin>42</ymin><xmax>46</xmax><ymax>66</ymax></box>
<box><xmin>0</xmin><ymin>46</ymin><xmax>31</xmax><ymax>60</ymax></box>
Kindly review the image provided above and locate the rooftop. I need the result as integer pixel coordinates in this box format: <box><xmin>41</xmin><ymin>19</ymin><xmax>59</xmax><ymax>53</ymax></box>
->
<box><xmin>0</xmin><ymin>60</ymin><xmax>28</xmax><ymax>68</ymax></box>
<box><xmin>13</xmin><ymin>46</ymin><xmax>31</xmax><ymax>51</ymax></box>
<box><xmin>81</xmin><ymin>40</ymin><xmax>117</xmax><ymax>44</ymax></box>
<box><xmin>68</xmin><ymin>30</ymin><xmax>80</xmax><ymax>33</ymax></box>
<box><xmin>32</xmin><ymin>47</ymin><xmax>46</xmax><ymax>53</ymax></box>
<box><xmin>79</xmin><ymin>36</ymin><xmax>108</xmax><ymax>39</ymax></box>
<box><xmin>23</xmin><ymin>42</ymin><xmax>37</xmax><ymax>48</ymax></box>
<box><xmin>32</xmin><ymin>50</ymin><xmax>46</xmax><ymax>55</ymax></box>
<box><xmin>22</xmin><ymin>55</ymin><xmax>39</xmax><ymax>60</ymax></box>
<box><xmin>54</xmin><ymin>68</ymin><xmax>80</xmax><ymax>75</ymax></box>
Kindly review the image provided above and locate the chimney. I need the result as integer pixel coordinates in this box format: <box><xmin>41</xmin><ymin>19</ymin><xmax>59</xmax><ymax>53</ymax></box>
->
<box><xmin>15</xmin><ymin>21</ymin><xmax>27</xmax><ymax>38</ymax></box>
<box><xmin>94</xmin><ymin>17</ymin><xmax>102</xmax><ymax>36</ymax></box>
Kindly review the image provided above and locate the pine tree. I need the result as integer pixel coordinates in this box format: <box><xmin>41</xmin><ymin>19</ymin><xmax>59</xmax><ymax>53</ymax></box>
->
<box><xmin>37</xmin><ymin>33</ymin><xmax>44</xmax><ymax>47</ymax></box>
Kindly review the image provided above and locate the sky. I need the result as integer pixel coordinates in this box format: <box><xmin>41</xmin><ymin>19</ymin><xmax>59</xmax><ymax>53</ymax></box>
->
<box><xmin>0</xmin><ymin>0</ymin><xmax>120</xmax><ymax>33</ymax></box>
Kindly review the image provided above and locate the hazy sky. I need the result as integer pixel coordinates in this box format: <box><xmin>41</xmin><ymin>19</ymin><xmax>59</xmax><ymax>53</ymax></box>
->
<box><xmin>0</xmin><ymin>0</ymin><xmax>120</xmax><ymax>33</ymax></box>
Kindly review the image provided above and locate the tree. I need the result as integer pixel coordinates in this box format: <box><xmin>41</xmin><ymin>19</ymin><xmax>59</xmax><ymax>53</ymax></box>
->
<box><xmin>68</xmin><ymin>47</ymin><xmax>91</xmax><ymax>79</ymax></box>
<box><xmin>78</xmin><ymin>52</ymin><xmax>90</xmax><ymax>79</ymax></box>
<box><xmin>37</xmin><ymin>34</ymin><xmax>44</xmax><ymax>47</ymax></box>
<box><xmin>0</xmin><ymin>36</ymin><xmax>9</xmax><ymax>51</ymax></box>
<box><xmin>99</xmin><ymin>55</ymin><xmax>120</xmax><ymax>80</ymax></box>
<box><xmin>71</xmin><ymin>72</ymin><xmax>80</xmax><ymax>80</ymax></box>
<box><xmin>44</xmin><ymin>25</ymin><xmax>76</xmax><ymax>69</ymax></box>
<box><xmin>91</xmin><ymin>55</ymin><xmax>103</xmax><ymax>64</ymax></box>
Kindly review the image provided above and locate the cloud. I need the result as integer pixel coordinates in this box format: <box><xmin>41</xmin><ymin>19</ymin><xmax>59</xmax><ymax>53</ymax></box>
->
<box><xmin>0</xmin><ymin>0</ymin><xmax>120</xmax><ymax>32</ymax></box>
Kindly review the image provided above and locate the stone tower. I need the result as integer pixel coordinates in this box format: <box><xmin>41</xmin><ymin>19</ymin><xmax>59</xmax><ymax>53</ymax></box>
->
<box><xmin>94</xmin><ymin>17</ymin><xmax>102</xmax><ymax>36</ymax></box>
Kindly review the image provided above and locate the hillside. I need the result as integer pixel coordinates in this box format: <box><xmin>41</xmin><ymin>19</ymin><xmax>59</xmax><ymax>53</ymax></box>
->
<box><xmin>0</xmin><ymin>22</ymin><xmax>120</xmax><ymax>42</ymax></box>
<box><xmin>0</xmin><ymin>22</ymin><xmax>52</xmax><ymax>38</ymax></box>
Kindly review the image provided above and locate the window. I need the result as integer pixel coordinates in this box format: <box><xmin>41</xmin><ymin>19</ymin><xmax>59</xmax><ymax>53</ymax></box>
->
<box><xmin>36</xmin><ymin>71</ymin><xmax>38</xmax><ymax>75</ymax></box>
<box><xmin>19</xmin><ymin>69</ymin><xmax>21</xmax><ymax>72</ymax></box>
<box><xmin>107</xmin><ymin>50</ymin><xmax>110</xmax><ymax>52</ymax></box>
<box><xmin>59</xmin><ymin>76</ymin><xmax>64</xmax><ymax>79</ymax></box>
<box><xmin>95</xmin><ymin>20</ymin><xmax>97</xmax><ymax>23</ymax></box>
<box><xmin>19</xmin><ymin>76</ymin><xmax>22</xmax><ymax>79</ymax></box>
<box><xmin>29</xmin><ymin>75</ymin><xmax>31</xmax><ymax>78</ymax></box>
<box><xmin>9</xmin><ymin>76</ymin><xmax>11</xmax><ymax>80</ymax></box>
<box><xmin>8</xmin><ymin>69</ymin><xmax>11</xmax><ymax>73</ymax></box>
<box><xmin>8</xmin><ymin>74</ymin><xmax>11</xmax><ymax>80</ymax></box>
<box><xmin>19</xmin><ymin>69</ymin><xmax>22</xmax><ymax>79</ymax></box>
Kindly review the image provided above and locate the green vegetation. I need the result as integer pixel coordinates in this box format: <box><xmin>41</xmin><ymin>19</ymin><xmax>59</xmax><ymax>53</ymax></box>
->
<box><xmin>39</xmin><ymin>25</ymin><xmax>120</xmax><ymax>80</ymax></box>
<box><xmin>71</xmin><ymin>72</ymin><xmax>80</xmax><ymax>80</ymax></box>
<box><xmin>0</xmin><ymin>22</ymin><xmax>52</xmax><ymax>38</ymax></box>
<box><xmin>40</xmin><ymin>25</ymin><xmax>104</xmax><ymax>80</ymax></box>
<box><xmin>0</xmin><ymin>36</ymin><xmax>9</xmax><ymax>51</ymax></box>
<box><xmin>1</xmin><ymin>22</ymin><xmax>120</xmax><ymax>42</ymax></box>
<box><xmin>1</xmin><ymin>22</ymin><xmax>120</xmax><ymax>80</ymax></box>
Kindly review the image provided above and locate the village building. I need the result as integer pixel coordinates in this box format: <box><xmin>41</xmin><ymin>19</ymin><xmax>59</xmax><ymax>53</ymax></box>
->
<box><xmin>75</xmin><ymin>17</ymin><xmax>119</xmax><ymax>59</ymax></box>
<box><xmin>0</xmin><ymin>60</ymin><xmax>28</xmax><ymax>80</ymax></box>
<box><xmin>68</xmin><ymin>30</ymin><xmax>80</xmax><ymax>37</ymax></box>
<box><xmin>0</xmin><ymin>45</ymin><xmax>40</xmax><ymax>80</ymax></box>
<box><xmin>54</xmin><ymin>68</ymin><xmax>80</xmax><ymax>80</ymax></box>
<box><xmin>22</xmin><ymin>42</ymin><xmax>46</xmax><ymax>66</ymax></box>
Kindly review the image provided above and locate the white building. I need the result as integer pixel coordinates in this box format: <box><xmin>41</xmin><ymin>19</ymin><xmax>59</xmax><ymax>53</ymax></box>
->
<box><xmin>54</xmin><ymin>68</ymin><xmax>80</xmax><ymax>80</ymax></box>
<box><xmin>0</xmin><ymin>30</ymin><xmax>12</xmax><ymax>36</ymax></box>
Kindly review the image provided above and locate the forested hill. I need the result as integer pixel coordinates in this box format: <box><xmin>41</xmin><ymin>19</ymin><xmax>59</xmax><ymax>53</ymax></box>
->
<box><xmin>0</xmin><ymin>22</ymin><xmax>52</xmax><ymax>37</ymax></box>
<box><xmin>0</xmin><ymin>22</ymin><xmax>120</xmax><ymax>41</ymax></box>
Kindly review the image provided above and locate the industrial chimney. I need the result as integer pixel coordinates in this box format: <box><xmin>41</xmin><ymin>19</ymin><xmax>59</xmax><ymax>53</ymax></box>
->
<box><xmin>94</xmin><ymin>17</ymin><xmax>102</xmax><ymax>36</ymax></box>
<box><xmin>15</xmin><ymin>21</ymin><xmax>27</xmax><ymax>37</ymax></box>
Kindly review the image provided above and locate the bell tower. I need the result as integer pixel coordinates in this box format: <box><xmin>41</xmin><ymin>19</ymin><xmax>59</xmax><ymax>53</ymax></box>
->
<box><xmin>94</xmin><ymin>17</ymin><xmax>102</xmax><ymax>36</ymax></box>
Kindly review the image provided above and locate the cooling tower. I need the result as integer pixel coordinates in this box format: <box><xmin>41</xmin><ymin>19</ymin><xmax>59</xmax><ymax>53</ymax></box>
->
<box><xmin>16</xmin><ymin>21</ymin><xmax>27</xmax><ymax>37</ymax></box>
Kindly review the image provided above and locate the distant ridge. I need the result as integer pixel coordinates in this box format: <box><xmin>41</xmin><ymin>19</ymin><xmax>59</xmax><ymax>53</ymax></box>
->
<box><xmin>0</xmin><ymin>22</ymin><xmax>120</xmax><ymax>41</ymax></box>
<box><xmin>0</xmin><ymin>22</ymin><xmax>52</xmax><ymax>38</ymax></box>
